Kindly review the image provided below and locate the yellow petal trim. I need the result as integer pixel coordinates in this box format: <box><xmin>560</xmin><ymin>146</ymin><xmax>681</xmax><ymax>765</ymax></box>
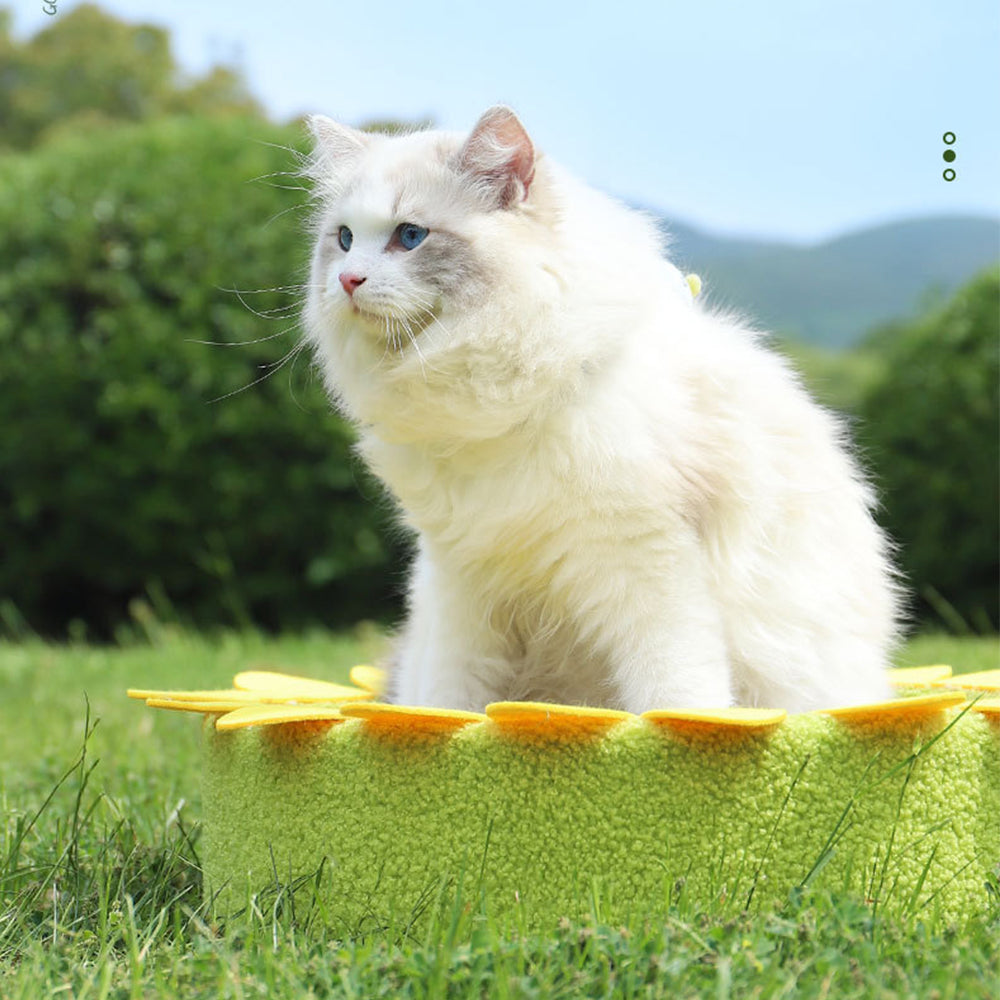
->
<box><xmin>339</xmin><ymin>702</ymin><xmax>486</xmax><ymax>733</ymax></box>
<box><xmin>215</xmin><ymin>703</ymin><xmax>345</xmax><ymax>730</ymax></box>
<box><xmin>932</xmin><ymin>669</ymin><xmax>1000</xmax><ymax>692</ymax></box>
<box><xmin>232</xmin><ymin>670</ymin><xmax>370</xmax><ymax>702</ymax></box>
<box><xmin>146</xmin><ymin>696</ymin><xmax>261</xmax><ymax>714</ymax></box>
<box><xmin>886</xmin><ymin>664</ymin><xmax>953</xmax><ymax>688</ymax></box>
<box><xmin>823</xmin><ymin>690</ymin><xmax>967</xmax><ymax>723</ymax></box>
<box><xmin>642</xmin><ymin>707</ymin><xmax>786</xmax><ymax>734</ymax></box>
<box><xmin>349</xmin><ymin>665</ymin><xmax>387</xmax><ymax>696</ymax></box>
<box><xmin>128</xmin><ymin>687</ymin><xmax>268</xmax><ymax>703</ymax></box>
<box><xmin>972</xmin><ymin>698</ymin><xmax>1000</xmax><ymax>717</ymax></box>
<box><xmin>486</xmin><ymin>701</ymin><xmax>633</xmax><ymax>737</ymax></box>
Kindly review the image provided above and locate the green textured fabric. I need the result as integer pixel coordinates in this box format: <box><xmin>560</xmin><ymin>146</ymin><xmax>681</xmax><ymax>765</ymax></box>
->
<box><xmin>201</xmin><ymin>710</ymin><xmax>999</xmax><ymax>928</ymax></box>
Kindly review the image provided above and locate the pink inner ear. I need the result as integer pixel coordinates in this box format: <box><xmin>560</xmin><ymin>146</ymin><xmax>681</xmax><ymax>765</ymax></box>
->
<box><xmin>459</xmin><ymin>107</ymin><xmax>536</xmax><ymax>208</ymax></box>
<box><xmin>489</xmin><ymin>111</ymin><xmax>535</xmax><ymax>194</ymax></box>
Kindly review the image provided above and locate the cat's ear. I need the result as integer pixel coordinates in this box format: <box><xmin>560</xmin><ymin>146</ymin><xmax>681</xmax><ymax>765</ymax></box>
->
<box><xmin>306</xmin><ymin>115</ymin><xmax>369</xmax><ymax>163</ymax></box>
<box><xmin>455</xmin><ymin>106</ymin><xmax>535</xmax><ymax>209</ymax></box>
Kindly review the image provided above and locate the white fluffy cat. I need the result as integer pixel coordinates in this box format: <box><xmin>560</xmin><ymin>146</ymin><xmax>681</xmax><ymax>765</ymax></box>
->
<box><xmin>302</xmin><ymin>106</ymin><xmax>900</xmax><ymax>713</ymax></box>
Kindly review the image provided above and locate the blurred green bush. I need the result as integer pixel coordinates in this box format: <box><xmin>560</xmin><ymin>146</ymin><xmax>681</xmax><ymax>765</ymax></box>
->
<box><xmin>0</xmin><ymin>116</ymin><xmax>407</xmax><ymax>636</ymax></box>
<box><xmin>857</xmin><ymin>269</ymin><xmax>999</xmax><ymax>632</ymax></box>
<box><xmin>0</xmin><ymin>112</ymin><xmax>994</xmax><ymax>638</ymax></box>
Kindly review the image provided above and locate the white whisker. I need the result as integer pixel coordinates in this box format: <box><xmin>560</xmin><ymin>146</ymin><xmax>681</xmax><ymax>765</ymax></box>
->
<box><xmin>217</xmin><ymin>283</ymin><xmax>321</xmax><ymax>295</ymax></box>
<box><xmin>402</xmin><ymin>316</ymin><xmax>430</xmax><ymax>381</ymax></box>
<box><xmin>221</xmin><ymin>286</ymin><xmax>302</xmax><ymax>320</ymax></box>
<box><xmin>207</xmin><ymin>340</ymin><xmax>306</xmax><ymax>404</ymax></box>
<box><xmin>257</xmin><ymin>342</ymin><xmax>306</xmax><ymax>370</ymax></box>
<box><xmin>187</xmin><ymin>321</ymin><xmax>302</xmax><ymax>347</ymax></box>
<box><xmin>408</xmin><ymin>300</ymin><xmax>452</xmax><ymax>353</ymax></box>
<box><xmin>262</xmin><ymin>202</ymin><xmax>312</xmax><ymax>229</ymax></box>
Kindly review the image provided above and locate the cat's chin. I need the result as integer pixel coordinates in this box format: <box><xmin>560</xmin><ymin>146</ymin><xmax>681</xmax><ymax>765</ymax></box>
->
<box><xmin>348</xmin><ymin>301</ymin><xmax>387</xmax><ymax>325</ymax></box>
<box><xmin>326</xmin><ymin>301</ymin><xmax>390</xmax><ymax>337</ymax></box>
<box><xmin>341</xmin><ymin>301</ymin><xmax>439</xmax><ymax>345</ymax></box>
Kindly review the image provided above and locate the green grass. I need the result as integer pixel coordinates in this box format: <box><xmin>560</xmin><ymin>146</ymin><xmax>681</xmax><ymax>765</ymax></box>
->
<box><xmin>1</xmin><ymin>626</ymin><xmax>996</xmax><ymax>998</ymax></box>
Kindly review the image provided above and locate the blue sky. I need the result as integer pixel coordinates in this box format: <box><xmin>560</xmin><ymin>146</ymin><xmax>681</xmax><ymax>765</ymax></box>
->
<box><xmin>11</xmin><ymin>0</ymin><xmax>1000</xmax><ymax>242</ymax></box>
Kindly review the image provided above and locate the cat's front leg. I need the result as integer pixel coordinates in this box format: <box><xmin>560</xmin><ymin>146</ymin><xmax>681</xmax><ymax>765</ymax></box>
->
<box><xmin>388</xmin><ymin>545</ymin><xmax>509</xmax><ymax>711</ymax></box>
<box><xmin>590</xmin><ymin>530</ymin><xmax>733</xmax><ymax>713</ymax></box>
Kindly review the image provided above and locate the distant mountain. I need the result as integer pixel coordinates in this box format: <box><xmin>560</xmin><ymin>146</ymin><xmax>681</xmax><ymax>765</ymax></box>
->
<box><xmin>656</xmin><ymin>215</ymin><xmax>1000</xmax><ymax>348</ymax></box>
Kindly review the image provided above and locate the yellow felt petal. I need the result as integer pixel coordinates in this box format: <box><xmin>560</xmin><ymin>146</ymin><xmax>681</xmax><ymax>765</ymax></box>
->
<box><xmin>349</xmin><ymin>664</ymin><xmax>387</xmax><ymax>696</ymax></box>
<box><xmin>932</xmin><ymin>669</ymin><xmax>1000</xmax><ymax>692</ymax></box>
<box><xmin>146</xmin><ymin>696</ymin><xmax>262</xmax><ymax>714</ymax></box>
<box><xmin>215</xmin><ymin>703</ymin><xmax>345</xmax><ymax>730</ymax></box>
<box><xmin>823</xmin><ymin>690</ymin><xmax>967</xmax><ymax>723</ymax></box>
<box><xmin>486</xmin><ymin>701</ymin><xmax>634</xmax><ymax>737</ymax></box>
<box><xmin>128</xmin><ymin>687</ymin><xmax>267</xmax><ymax>704</ymax></box>
<box><xmin>643</xmin><ymin>707</ymin><xmax>786</xmax><ymax>734</ymax></box>
<box><xmin>231</xmin><ymin>670</ymin><xmax>370</xmax><ymax>702</ymax></box>
<box><xmin>971</xmin><ymin>698</ymin><xmax>1000</xmax><ymax>717</ymax></box>
<box><xmin>339</xmin><ymin>702</ymin><xmax>485</xmax><ymax>733</ymax></box>
<box><xmin>886</xmin><ymin>664</ymin><xmax>953</xmax><ymax>689</ymax></box>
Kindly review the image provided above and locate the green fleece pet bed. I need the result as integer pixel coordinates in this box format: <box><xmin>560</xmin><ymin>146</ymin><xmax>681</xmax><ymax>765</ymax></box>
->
<box><xmin>129</xmin><ymin>666</ymin><xmax>999</xmax><ymax>928</ymax></box>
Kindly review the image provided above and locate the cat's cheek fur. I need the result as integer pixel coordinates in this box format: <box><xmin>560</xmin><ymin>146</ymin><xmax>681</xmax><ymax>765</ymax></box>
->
<box><xmin>407</xmin><ymin>229</ymin><xmax>487</xmax><ymax>305</ymax></box>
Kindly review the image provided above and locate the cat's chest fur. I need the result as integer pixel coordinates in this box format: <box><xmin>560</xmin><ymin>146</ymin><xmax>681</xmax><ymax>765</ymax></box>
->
<box><xmin>361</xmin><ymin>427</ymin><xmax>649</xmax><ymax>702</ymax></box>
<box><xmin>362</xmin><ymin>430</ymin><xmax>582</xmax><ymax>570</ymax></box>
<box><xmin>359</xmin><ymin>409</ymin><xmax>676</xmax><ymax>596</ymax></box>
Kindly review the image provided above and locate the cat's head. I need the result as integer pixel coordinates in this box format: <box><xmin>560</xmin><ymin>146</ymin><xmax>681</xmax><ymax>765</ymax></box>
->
<box><xmin>301</xmin><ymin>106</ymin><xmax>578</xmax><ymax>438</ymax></box>
<box><xmin>303</xmin><ymin>106</ymin><xmax>546</xmax><ymax>349</ymax></box>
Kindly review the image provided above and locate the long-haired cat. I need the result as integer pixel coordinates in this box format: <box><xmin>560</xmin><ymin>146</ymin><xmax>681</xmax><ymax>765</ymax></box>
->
<box><xmin>302</xmin><ymin>106</ymin><xmax>900</xmax><ymax>713</ymax></box>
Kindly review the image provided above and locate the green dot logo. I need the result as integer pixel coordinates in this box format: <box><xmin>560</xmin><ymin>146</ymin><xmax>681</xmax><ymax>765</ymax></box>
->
<box><xmin>942</xmin><ymin>133</ymin><xmax>956</xmax><ymax>181</ymax></box>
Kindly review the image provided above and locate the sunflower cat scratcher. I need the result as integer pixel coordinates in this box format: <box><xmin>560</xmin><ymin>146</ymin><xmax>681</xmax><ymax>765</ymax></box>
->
<box><xmin>129</xmin><ymin>667</ymin><xmax>999</xmax><ymax>928</ymax></box>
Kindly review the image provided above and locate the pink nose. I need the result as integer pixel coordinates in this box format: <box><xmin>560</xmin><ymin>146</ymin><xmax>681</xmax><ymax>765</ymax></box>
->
<box><xmin>339</xmin><ymin>272</ymin><xmax>366</xmax><ymax>296</ymax></box>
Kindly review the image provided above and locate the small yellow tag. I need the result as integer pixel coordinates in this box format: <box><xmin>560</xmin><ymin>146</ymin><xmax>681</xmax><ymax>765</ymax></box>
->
<box><xmin>349</xmin><ymin>664</ymin><xmax>388</xmax><ymax>696</ymax></box>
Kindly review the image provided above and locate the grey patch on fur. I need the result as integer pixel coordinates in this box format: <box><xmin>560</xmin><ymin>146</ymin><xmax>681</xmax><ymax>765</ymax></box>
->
<box><xmin>410</xmin><ymin>228</ymin><xmax>488</xmax><ymax>304</ymax></box>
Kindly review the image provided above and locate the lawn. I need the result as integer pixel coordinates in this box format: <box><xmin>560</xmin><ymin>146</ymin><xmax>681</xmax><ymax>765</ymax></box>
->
<box><xmin>0</xmin><ymin>626</ymin><xmax>996</xmax><ymax>998</ymax></box>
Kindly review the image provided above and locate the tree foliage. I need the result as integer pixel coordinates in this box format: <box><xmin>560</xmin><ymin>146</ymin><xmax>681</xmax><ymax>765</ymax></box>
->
<box><xmin>858</xmin><ymin>269</ymin><xmax>999</xmax><ymax>631</ymax></box>
<box><xmin>0</xmin><ymin>4</ymin><xmax>261</xmax><ymax>151</ymax></box>
<box><xmin>0</xmin><ymin>116</ymin><xmax>406</xmax><ymax>636</ymax></box>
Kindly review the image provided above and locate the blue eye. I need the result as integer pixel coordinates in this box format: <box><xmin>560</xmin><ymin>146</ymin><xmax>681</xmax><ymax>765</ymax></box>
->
<box><xmin>396</xmin><ymin>223</ymin><xmax>428</xmax><ymax>250</ymax></box>
<box><xmin>338</xmin><ymin>226</ymin><xmax>352</xmax><ymax>252</ymax></box>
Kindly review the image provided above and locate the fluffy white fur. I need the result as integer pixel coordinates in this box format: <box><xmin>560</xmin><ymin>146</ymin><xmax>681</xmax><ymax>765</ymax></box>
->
<box><xmin>302</xmin><ymin>107</ymin><xmax>900</xmax><ymax>713</ymax></box>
